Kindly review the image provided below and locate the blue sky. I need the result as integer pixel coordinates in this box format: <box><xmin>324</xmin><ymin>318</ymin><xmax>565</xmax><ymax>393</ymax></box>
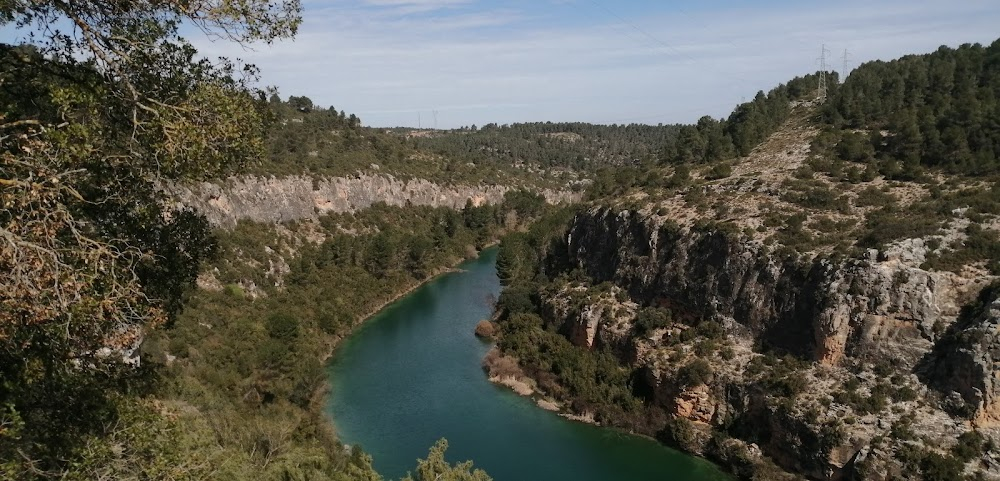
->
<box><xmin>4</xmin><ymin>0</ymin><xmax>1000</xmax><ymax>128</ymax></box>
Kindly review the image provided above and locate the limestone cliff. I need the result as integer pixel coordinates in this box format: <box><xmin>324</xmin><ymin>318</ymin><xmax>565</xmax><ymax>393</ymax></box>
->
<box><xmin>563</xmin><ymin>207</ymin><xmax>987</xmax><ymax>369</ymax></box>
<box><xmin>539</xmin><ymin>206</ymin><xmax>999</xmax><ymax>479</ymax></box>
<box><xmin>170</xmin><ymin>174</ymin><xmax>579</xmax><ymax>228</ymax></box>
<box><xmin>921</xmin><ymin>285</ymin><xmax>1000</xmax><ymax>427</ymax></box>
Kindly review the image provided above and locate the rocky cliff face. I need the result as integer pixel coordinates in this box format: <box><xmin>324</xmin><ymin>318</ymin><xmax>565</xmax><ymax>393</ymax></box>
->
<box><xmin>922</xmin><ymin>285</ymin><xmax>1000</xmax><ymax>427</ymax></box>
<box><xmin>170</xmin><ymin>174</ymin><xmax>580</xmax><ymax>228</ymax></box>
<box><xmin>540</xmin><ymin>206</ymin><xmax>999</xmax><ymax>479</ymax></box>
<box><xmin>542</xmin><ymin>284</ymin><xmax>637</xmax><ymax>354</ymax></box>
<box><xmin>563</xmin><ymin>207</ymin><xmax>986</xmax><ymax>370</ymax></box>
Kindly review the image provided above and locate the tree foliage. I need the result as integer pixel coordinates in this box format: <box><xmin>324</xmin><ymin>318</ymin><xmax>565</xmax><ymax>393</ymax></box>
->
<box><xmin>413</xmin><ymin>121</ymin><xmax>682</xmax><ymax>170</ymax></box>
<box><xmin>825</xmin><ymin>39</ymin><xmax>1000</xmax><ymax>176</ymax></box>
<box><xmin>1</xmin><ymin>0</ymin><xmax>300</xmax><ymax>477</ymax></box>
<box><xmin>401</xmin><ymin>439</ymin><xmax>492</xmax><ymax>481</ymax></box>
<box><xmin>661</xmin><ymin>72</ymin><xmax>833</xmax><ymax>164</ymax></box>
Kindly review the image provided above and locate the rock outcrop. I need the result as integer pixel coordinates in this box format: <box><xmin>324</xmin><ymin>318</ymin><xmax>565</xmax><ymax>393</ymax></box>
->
<box><xmin>562</xmin><ymin>207</ymin><xmax>986</xmax><ymax>370</ymax></box>
<box><xmin>543</xmin><ymin>284</ymin><xmax>637</xmax><ymax>353</ymax></box>
<box><xmin>170</xmin><ymin>174</ymin><xmax>579</xmax><ymax>228</ymax></box>
<box><xmin>921</xmin><ymin>285</ymin><xmax>1000</xmax><ymax>427</ymax></box>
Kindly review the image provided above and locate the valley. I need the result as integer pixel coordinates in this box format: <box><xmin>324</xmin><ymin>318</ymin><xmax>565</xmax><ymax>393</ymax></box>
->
<box><xmin>3</xmin><ymin>2</ymin><xmax>1000</xmax><ymax>479</ymax></box>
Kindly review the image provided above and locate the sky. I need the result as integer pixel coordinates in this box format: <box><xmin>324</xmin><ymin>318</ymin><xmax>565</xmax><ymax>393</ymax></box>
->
<box><xmin>4</xmin><ymin>0</ymin><xmax>1000</xmax><ymax>128</ymax></box>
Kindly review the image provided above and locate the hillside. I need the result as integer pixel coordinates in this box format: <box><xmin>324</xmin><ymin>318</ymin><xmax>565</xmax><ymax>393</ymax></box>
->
<box><xmin>249</xmin><ymin>98</ymin><xmax>585</xmax><ymax>190</ymax></box>
<box><xmin>489</xmin><ymin>40</ymin><xmax>1000</xmax><ymax>481</ymax></box>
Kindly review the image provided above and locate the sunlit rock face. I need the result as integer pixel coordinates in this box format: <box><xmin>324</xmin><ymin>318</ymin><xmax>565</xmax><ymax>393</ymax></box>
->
<box><xmin>170</xmin><ymin>174</ymin><xmax>579</xmax><ymax>228</ymax></box>
<box><xmin>562</xmin><ymin>206</ymin><xmax>984</xmax><ymax>368</ymax></box>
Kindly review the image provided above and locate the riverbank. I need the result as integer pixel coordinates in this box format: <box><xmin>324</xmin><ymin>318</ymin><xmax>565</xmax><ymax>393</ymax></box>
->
<box><xmin>481</xmin><ymin>319</ymin><xmax>790</xmax><ymax>480</ymax></box>
<box><xmin>322</xmin><ymin>263</ymin><xmax>464</xmax><ymax>362</ymax></box>
<box><xmin>319</xmin><ymin>250</ymin><xmax>491</xmax><ymax>452</ymax></box>
<box><xmin>149</xmin><ymin>199</ymin><xmax>568</xmax><ymax>481</ymax></box>
<box><xmin>481</xmin><ymin>347</ymin><xmax>601</xmax><ymax>426</ymax></box>
<box><xmin>321</xmin><ymin>243</ymin><xmax>502</xmax><ymax>362</ymax></box>
<box><xmin>345</xmin><ymin>242</ymin><xmax>500</xmax><ymax>337</ymax></box>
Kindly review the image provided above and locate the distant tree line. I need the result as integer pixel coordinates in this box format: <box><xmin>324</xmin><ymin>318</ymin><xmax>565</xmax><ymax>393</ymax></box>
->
<box><xmin>412</xmin><ymin>73</ymin><xmax>831</xmax><ymax>173</ymax></box>
<box><xmin>412</xmin><ymin>121</ymin><xmax>685</xmax><ymax>170</ymax></box>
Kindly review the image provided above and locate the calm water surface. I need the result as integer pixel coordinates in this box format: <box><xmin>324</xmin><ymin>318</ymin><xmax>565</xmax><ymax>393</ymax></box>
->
<box><xmin>327</xmin><ymin>248</ymin><xmax>730</xmax><ymax>481</ymax></box>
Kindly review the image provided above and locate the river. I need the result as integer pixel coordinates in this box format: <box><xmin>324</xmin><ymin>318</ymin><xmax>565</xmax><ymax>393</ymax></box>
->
<box><xmin>326</xmin><ymin>247</ymin><xmax>730</xmax><ymax>481</ymax></box>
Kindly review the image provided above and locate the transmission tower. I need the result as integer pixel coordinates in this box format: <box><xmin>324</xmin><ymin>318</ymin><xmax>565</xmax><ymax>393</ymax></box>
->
<box><xmin>841</xmin><ymin>49</ymin><xmax>851</xmax><ymax>81</ymax></box>
<box><xmin>433</xmin><ymin>110</ymin><xmax>438</xmax><ymax>130</ymax></box>
<box><xmin>418</xmin><ymin>112</ymin><xmax>422</xmax><ymax>129</ymax></box>
<box><xmin>817</xmin><ymin>44</ymin><xmax>831</xmax><ymax>101</ymax></box>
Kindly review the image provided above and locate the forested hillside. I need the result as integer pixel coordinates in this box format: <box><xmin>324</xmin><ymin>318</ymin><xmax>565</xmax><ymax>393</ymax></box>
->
<box><xmin>405</xmin><ymin>72</ymin><xmax>828</xmax><ymax>172</ymax></box>
<box><xmin>663</xmin><ymin>72</ymin><xmax>832</xmax><ymax>164</ymax></box>
<box><xmin>824</xmin><ymin>40</ymin><xmax>1000</xmax><ymax>177</ymax></box>
<box><xmin>251</xmin><ymin>96</ymin><xmax>579</xmax><ymax>189</ymax></box>
<box><xmin>409</xmin><ymin>121</ymin><xmax>682</xmax><ymax>170</ymax></box>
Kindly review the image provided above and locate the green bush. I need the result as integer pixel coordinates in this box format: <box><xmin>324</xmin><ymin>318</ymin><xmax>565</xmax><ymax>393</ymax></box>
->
<box><xmin>953</xmin><ymin>431</ymin><xmax>987</xmax><ymax>462</ymax></box>
<box><xmin>705</xmin><ymin>163</ymin><xmax>732</xmax><ymax>180</ymax></box>
<box><xmin>634</xmin><ymin>307</ymin><xmax>672</xmax><ymax>334</ymax></box>
<box><xmin>678</xmin><ymin>359</ymin><xmax>713</xmax><ymax>387</ymax></box>
<box><xmin>265</xmin><ymin>312</ymin><xmax>300</xmax><ymax>341</ymax></box>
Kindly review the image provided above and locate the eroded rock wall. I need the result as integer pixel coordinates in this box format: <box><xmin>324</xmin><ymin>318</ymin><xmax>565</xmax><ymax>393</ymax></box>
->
<box><xmin>170</xmin><ymin>174</ymin><xmax>580</xmax><ymax>228</ymax></box>
<box><xmin>922</xmin><ymin>285</ymin><xmax>1000</xmax><ymax>427</ymax></box>
<box><xmin>561</xmin><ymin>207</ymin><xmax>983</xmax><ymax>369</ymax></box>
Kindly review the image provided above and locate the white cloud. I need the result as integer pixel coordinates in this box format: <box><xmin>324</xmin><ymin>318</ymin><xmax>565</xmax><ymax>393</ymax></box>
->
<box><xmin>190</xmin><ymin>0</ymin><xmax>1000</xmax><ymax>128</ymax></box>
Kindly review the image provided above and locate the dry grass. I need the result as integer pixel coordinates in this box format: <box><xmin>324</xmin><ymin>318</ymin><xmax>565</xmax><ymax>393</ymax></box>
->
<box><xmin>482</xmin><ymin>347</ymin><xmax>524</xmax><ymax>379</ymax></box>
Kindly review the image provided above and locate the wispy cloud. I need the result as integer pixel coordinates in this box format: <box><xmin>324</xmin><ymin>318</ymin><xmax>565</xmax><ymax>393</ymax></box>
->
<box><xmin>186</xmin><ymin>0</ymin><xmax>1000</xmax><ymax>127</ymax></box>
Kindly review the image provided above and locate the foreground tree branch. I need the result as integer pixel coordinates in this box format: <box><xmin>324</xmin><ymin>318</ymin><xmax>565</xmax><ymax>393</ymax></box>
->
<box><xmin>0</xmin><ymin>0</ymin><xmax>300</xmax><ymax>478</ymax></box>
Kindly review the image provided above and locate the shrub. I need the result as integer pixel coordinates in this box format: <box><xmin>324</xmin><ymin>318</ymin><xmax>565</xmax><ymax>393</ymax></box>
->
<box><xmin>474</xmin><ymin>320</ymin><xmax>497</xmax><ymax>339</ymax></box>
<box><xmin>705</xmin><ymin>163</ymin><xmax>732</xmax><ymax>180</ymax></box>
<box><xmin>678</xmin><ymin>359</ymin><xmax>713</xmax><ymax>387</ymax></box>
<box><xmin>634</xmin><ymin>307</ymin><xmax>672</xmax><ymax>334</ymax></box>
<box><xmin>780</xmin><ymin>180</ymin><xmax>841</xmax><ymax>210</ymax></box>
<box><xmin>265</xmin><ymin>312</ymin><xmax>300</xmax><ymax>341</ymax></box>
<box><xmin>836</xmin><ymin>131</ymin><xmax>875</xmax><ymax>162</ymax></box>
<box><xmin>891</xmin><ymin>418</ymin><xmax>917</xmax><ymax>441</ymax></box>
<box><xmin>953</xmin><ymin>431</ymin><xmax>987</xmax><ymax>462</ymax></box>
<box><xmin>496</xmin><ymin>286</ymin><xmax>536</xmax><ymax>316</ymax></box>
<box><xmin>920</xmin><ymin>451</ymin><xmax>965</xmax><ymax>481</ymax></box>
<box><xmin>224</xmin><ymin>283</ymin><xmax>244</xmax><ymax>297</ymax></box>
<box><xmin>662</xmin><ymin>417</ymin><xmax>700</xmax><ymax>452</ymax></box>
<box><xmin>854</xmin><ymin>186</ymin><xmax>896</xmax><ymax>207</ymax></box>
<box><xmin>858</xmin><ymin>205</ymin><xmax>941</xmax><ymax>249</ymax></box>
<box><xmin>481</xmin><ymin>348</ymin><xmax>523</xmax><ymax>379</ymax></box>
<box><xmin>892</xmin><ymin>385</ymin><xmax>918</xmax><ymax>402</ymax></box>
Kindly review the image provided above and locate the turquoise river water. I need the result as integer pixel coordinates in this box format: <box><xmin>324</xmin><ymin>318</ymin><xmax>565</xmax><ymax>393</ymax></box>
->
<box><xmin>327</xmin><ymin>248</ymin><xmax>730</xmax><ymax>481</ymax></box>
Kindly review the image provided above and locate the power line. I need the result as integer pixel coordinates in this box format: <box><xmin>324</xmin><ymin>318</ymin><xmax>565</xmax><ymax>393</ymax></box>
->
<box><xmin>580</xmin><ymin>0</ymin><xmax>754</xmax><ymax>86</ymax></box>
<box><xmin>584</xmin><ymin>0</ymin><xmax>695</xmax><ymax>63</ymax></box>
<box><xmin>665</xmin><ymin>4</ymin><xmax>745</xmax><ymax>53</ymax></box>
